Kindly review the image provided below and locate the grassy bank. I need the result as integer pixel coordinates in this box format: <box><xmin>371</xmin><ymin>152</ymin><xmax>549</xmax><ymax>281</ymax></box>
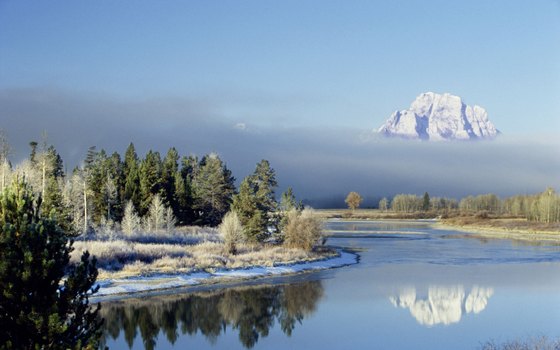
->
<box><xmin>71</xmin><ymin>227</ymin><xmax>337</xmax><ymax>281</ymax></box>
<box><xmin>314</xmin><ymin>209</ymin><xmax>437</xmax><ymax>220</ymax></box>
<box><xmin>316</xmin><ymin>208</ymin><xmax>560</xmax><ymax>241</ymax></box>
<box><xmin>439</xmin><ymin>216</ymin><xmax>560</xmax><ymax>242</ymax></box>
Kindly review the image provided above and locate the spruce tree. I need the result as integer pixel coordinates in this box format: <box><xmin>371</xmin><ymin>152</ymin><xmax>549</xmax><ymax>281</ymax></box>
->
<box><xmin>422</xmin><ymin>192</ymin><xmax>431</xmax><ymax>211</ymax></box>
<box><xmin>191</xmin><ymin>154</ymin><xmax>235</xmax><ymax>226</ymax></box>
<box><xmin>139</xmin><ymin>150</ymin><xmax>162</xmax><ymax>216</ymax></box>
<box><xmin>0</xmin><ymin>179</ymin><xmax>102</xmax><ymax>349</ymax></box>
<box><xmin>232</xmin><ymin>160</ymin><xmax>279</xmax><ymax>242</ymax></box>
<box><xmin>232</xmin><ymin>178</ymin><xmax>265</xmax><ymax>242</ymax></box>
<box><xmin>161</xmin><ymin>148</ymin><xmax>179</xmax><ymax>208</ymax></box>
<box><xmin>123</xmin><ymin>143</ymin><xmax>141</xmax><ymax>212</ymax></box>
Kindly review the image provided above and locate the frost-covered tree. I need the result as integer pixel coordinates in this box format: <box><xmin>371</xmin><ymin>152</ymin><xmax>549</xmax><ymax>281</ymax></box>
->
<box><xmin>165</xmin><ymin>206</ymin><xmax>176</xmax><ymax>234</ymax></box>
<box><xmin>218</xmin><ymin>211</ymin><xmax>244</xmax><ymax>255</ymax></box>
<box><xmin>144</xmin><ymin>194</ymin><xmax>166</xmax><ymax>233</ymax></box>
<box><xmin>63</xmin><ymin>170</ymin><xmax>92</xmax><ymax>235</ymax></box>
<box><xmin>345</xmin><ymin>191</ymin><xmax>363</xmax><ymax>211</ymax></box>
<box><xmin>121</xmin><ymin>200</ymin><xmax>141</xmax><ymax>236</ymax></box>
<box><xmin>0</xmin><ymin>129</ymin><xmax>11</xmax><ymax>192</ymax></box>
<box><xmin>379</xmin><ymin>197</ymin><xmax>388</xmax><ymax>212</ymax></box>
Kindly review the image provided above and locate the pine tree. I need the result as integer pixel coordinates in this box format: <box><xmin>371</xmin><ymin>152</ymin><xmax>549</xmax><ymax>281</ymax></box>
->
<box><xmin>0</xmin><ymin>179</ymin><xmax>102</xmax><ymax>349</ymax></box>
<box><xmin>191</xmin><ymin>154</ymin><xmax>235</xmax><ymax>226</ymax></box>
<box><xmin>123</xmin><ymin>143</ymin><xmax>141</xmax><ymax>212</ymax></box>
<box><xmin>251</xmin><ymin>160</ymin><xmax>278</xmax><ymax>215</ymax></box>
<box><xmin>232</xmin><ymin>178</ymin><xmax>265</xmax><ymax>242</ymax></box>
<box><xmin>161</xmin><ymin>148</ymin><xmax>179</xmax><ymax>208</ymax></box>
<box><xmin>422</xmin><ymin>192</ymin><xmax>431</xmax><ymax>211</ymax></box>
<box><xmin>139</xmin><ymin>150</ymin><xmax>162</xmax><ymax>216</ymax></box>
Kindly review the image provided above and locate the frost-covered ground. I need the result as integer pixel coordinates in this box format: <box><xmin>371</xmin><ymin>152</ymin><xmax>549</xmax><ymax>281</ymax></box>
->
<box><xmin>94</xmin><ymin>250</ymin><xmax>358</xmax><ymax>297</ymax></box>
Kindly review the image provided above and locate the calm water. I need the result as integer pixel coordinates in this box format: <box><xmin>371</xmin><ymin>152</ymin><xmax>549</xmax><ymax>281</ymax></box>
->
<box><xmin>101</xmin><ymin>220</ymin><xmax>560</xmax><ymax>349</ymax></box>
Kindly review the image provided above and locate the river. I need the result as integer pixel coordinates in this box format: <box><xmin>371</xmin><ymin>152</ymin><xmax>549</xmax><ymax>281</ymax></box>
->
<box><xmin>100</xmin><ymin>220</ymin><xmax>560</xmax><ymax>349</ymax></box>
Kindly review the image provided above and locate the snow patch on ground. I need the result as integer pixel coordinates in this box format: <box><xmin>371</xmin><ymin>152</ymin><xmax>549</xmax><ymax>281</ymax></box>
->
<box><xmin>94</xmin><ymin>250</ymin><xmax>358</xmax><ymax>297</ymax></box>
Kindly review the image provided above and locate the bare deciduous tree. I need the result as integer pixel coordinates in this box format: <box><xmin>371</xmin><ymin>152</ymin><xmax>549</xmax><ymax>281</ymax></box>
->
<box><xmin>345</xmin><ymin>192</ymin><xmax>363</xmax><ymax>211</ymax></box>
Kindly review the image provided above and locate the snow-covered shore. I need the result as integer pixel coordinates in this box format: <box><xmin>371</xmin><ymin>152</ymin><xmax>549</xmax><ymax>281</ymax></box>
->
<box><xmin>94</xmin><ymin>249</ymin><xmax>358</xmax><ymax>298</ymax></box>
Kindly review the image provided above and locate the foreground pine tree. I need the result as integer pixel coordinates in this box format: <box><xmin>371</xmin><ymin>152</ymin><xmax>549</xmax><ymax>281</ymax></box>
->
<box><xmin>0</xmin><ymin>180</ymin><xmax>102</xmax><ymax>349</ymax></box>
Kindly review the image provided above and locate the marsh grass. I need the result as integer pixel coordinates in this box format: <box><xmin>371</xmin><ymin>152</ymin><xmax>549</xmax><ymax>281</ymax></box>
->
<box><xmin>72</xmin><ymin>237</ymin><xmax>337</xmax><ymax>280</ymax></box>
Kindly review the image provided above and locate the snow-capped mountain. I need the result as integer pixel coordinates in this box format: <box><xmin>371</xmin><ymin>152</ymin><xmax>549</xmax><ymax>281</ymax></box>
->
<box><xmin>377</xmin><ymin>92</ymin><xmax>499</xmax><ymax>140</ymax></box>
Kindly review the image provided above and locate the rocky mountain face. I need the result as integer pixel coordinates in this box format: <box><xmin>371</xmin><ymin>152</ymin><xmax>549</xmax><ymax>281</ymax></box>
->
<box><xmin>378</xmin><ymin>92</ymin><xmax>499</xmax><ymax>141</ymax></box>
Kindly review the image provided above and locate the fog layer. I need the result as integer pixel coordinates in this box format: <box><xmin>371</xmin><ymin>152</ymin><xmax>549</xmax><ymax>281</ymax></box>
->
<box><xmin>2</xmin><ymin>88</ymin><xmax>558</xmax><ymax>207</ymax></box>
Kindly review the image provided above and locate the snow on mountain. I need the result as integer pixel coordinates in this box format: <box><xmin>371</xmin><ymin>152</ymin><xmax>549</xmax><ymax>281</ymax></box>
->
<box><xmin>377</xmin><ymin>92</ymin><xmax>499</xmax><ymax>141</ymax></box>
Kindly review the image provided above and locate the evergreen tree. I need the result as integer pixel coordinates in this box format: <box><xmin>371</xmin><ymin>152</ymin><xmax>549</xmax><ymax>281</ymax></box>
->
<box><xmin>232</xmin><ymin>160</ymin><xmax>279</xmax><ymax>242</ymax></box>
<box><xmin>106</xmin><ymin>152</ymin><xmax>125</xmax><ymax>222</ymax></box>
<box><xmin>123</xmin><ymin>143</ymin><xmax>141</xmax><ymax>212</ymax></box>
<box><xmin>0</xmin><ymin>179</ymin><xmax>102</xmax><ymax>349</ymax></box>
<box><xmin>161</xmin><ymin>148</ymin><xmax>179</xmax><ymax>208</ymax></box>
<box><xmin>422</xmin><ymin>192</ymin><xmax>431</xmax><ymax>211</ymax></box>
<box><xmin>232</xmin><ymin>178</ymin><xmax>265</xmax><ymax>242</ymax></box>
<box><xmin>84</xmin><ymin>149</ymin><xmax>108</xmax><ymax>225</ymax></box>
<box><xmin>173</xmin><ymin>171</ymin><xmax>189</xmax><ymax>225</ymax></box>
<box><xmin>191</xmin><ymin>154</ymin><xmax>235</xmax><ymax>226</ymax></box>
<box><xmin>139</xmin><ymin>150</ymin><xmax>162</xmax><ymax>216</ymax></box>
<box><xmin>251</xmin><ymin>160</ymin><xmax>278</xmax><ymax>215</ymax></box>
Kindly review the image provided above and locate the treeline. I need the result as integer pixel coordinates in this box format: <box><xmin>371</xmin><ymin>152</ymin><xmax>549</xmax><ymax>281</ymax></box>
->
<box><xmin>379</xmin><ymin>189</ymin><xmax>560</xmax><ymax>223</ymax></box>
<box><xmin>0</xmin><ymin>137</ymin><xmax>303</xmax><ymax>241</ymax></box>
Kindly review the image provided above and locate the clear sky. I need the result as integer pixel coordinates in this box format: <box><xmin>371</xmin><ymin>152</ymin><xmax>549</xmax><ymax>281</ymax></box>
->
<box><xmin>1</xmin><ymin>1</ymin><xmax>559</xmax><ymax>204</ymax></box>
<box><xmin>1</xmin><ymin>0</ymin><xmax>559</xmax><ymax>132</ymax></box>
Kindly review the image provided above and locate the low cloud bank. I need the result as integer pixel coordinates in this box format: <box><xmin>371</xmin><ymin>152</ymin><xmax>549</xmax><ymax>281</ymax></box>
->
<box><xmin>2</xmin><ymin>88</ymin><xmax>558</xmax><ymax>207</ymax></box>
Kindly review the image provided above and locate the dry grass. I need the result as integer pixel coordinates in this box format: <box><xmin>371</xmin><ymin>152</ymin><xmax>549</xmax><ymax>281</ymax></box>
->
<box><xmin>72</xmin><ymin>239</ymin><xmax>337</xmax><ymax>280</ymax></box>
<box><xmin>314</xmin><ymin>209</ymin><xmax>440</xmax><ymax>220</ymax></box>
<box><xmin>442</xmin><ymin>216</ymin><xmax>560</xmax><ymax>234</ymax></box>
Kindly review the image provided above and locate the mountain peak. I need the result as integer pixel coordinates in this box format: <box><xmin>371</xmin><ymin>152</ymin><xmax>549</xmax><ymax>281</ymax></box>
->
<box><xmin>378</xmin><ymin>92</ymin><xmax>499</xmax><ymax>141</ymax></box>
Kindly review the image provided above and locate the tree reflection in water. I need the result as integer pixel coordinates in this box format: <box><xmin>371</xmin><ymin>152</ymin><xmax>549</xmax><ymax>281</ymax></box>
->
<box><xmin>100</xmin><ymin>280</ymin><xmax>324</xmax><ymax>349</ymax></box>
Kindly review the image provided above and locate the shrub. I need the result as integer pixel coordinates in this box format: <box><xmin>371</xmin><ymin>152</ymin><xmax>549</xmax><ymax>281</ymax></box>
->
<box><xmin>283</xmin><ymin>209</ymin><xmax>324</xmax><ymax>251</ymax></box>
<box><xmin>0</xmin><ymin>180</ymin><xmax>101</xmax><ymax>349</ymax></box>
<box><xmin>218</xmin><ymin>211</ymin><xmax>245</xmax><ymax>255</ymax></box>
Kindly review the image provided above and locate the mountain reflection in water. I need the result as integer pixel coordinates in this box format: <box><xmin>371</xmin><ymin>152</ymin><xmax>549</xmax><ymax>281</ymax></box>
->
<box><xmin>100</xmin><ymin>281</ymin><xmax>324</xmax><ymax>349</ymax></box>
<box><xmin>389</xmin><ymin>285</ymin><xmax>493</xmax><ymax>326</ymax></box>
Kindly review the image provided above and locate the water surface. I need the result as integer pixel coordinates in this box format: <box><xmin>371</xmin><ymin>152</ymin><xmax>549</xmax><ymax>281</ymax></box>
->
<box><xmin>102</xmin><ymin>220</ymin><xmax>560</xmax><ymax>349</ymax></box>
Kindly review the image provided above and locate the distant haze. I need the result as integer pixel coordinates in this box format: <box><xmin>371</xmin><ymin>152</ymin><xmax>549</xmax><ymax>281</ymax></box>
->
<box><xmin>2</xmin><ymin>88</ymin><xmax>559</xmax><ymax>208</ymax></box>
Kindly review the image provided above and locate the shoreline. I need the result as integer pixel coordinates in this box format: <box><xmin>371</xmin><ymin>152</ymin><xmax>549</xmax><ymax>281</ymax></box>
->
<box><xmin>435</xmin><ymin>222</ymin><xmax>560</xmax><ymax>242</ymax></box>
<box><xmin>93</xmin><ymin>248</ymin><xmax>359</xmax><ymax>300</ymax></box>
<box><xmin>324</xmin><ymin>216</ymin><xmax>560</xmax><ymax>242</ymax></box>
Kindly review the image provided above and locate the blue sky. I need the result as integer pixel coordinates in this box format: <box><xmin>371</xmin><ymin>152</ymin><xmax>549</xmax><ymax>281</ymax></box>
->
<box><xmin>1</xmin><ymin>1</ymin><xmax>559</xmax><ymax>203</ymax></box>
<box><xmin>1</xmin><ymin>0</ymin><xmax>559</xmax><ymax>132</ymax></box>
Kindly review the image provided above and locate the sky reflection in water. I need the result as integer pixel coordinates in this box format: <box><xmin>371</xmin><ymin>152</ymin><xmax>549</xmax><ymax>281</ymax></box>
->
<box><xmin>102</xmin><ymin>221</ymin><xmax>560</xmax><ymax>349</ymax></box>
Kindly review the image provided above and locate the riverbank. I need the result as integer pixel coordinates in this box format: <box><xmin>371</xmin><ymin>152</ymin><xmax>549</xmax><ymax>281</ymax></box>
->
<box><xmin>317</xmin><ymin>209</ymin><xmax>560</xmax><ymax>242</ymax></box>
<box><xmin>93</xmin><ymin>249</ymin><xmax>358</xmax><ymax>298</ymax></box>
<box><xmin>437</xmin><ymin>217</ymin><xmax>560</xmax><ymax>242</ymax></box>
